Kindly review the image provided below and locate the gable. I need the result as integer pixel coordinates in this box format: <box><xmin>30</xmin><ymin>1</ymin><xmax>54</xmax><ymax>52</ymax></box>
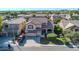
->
<box><xmin>29</xmin><ymin>17</ymin><xmax>48</xmax><ymax>25</ymax></box>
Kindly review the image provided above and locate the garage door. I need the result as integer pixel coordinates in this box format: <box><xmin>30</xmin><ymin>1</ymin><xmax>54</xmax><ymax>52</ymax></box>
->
<box><xmin>26</xmin><ymin>36</ymin><xmax>40</xmax><ymax>43</ymax></box>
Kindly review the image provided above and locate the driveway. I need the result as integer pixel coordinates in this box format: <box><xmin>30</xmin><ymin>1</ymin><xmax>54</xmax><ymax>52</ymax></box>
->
<box><xmin>24</xmin><ymin>39</ymin><xmax>41</xmax><ymax>47</ymax></box>
<box><xmin>19</xmin><ymin>36</ymin><xmax>41</xmax><ymax>47</ymax></box>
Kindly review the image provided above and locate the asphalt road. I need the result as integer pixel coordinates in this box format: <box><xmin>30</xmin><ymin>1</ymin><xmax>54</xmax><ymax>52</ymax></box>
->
<box><xmin>13</xmin><ymin>45</ymin><xmax>79</xmax><ymax>51</ymax></box>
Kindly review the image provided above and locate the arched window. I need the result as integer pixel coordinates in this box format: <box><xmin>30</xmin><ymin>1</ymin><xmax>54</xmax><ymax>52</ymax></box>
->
<box><xmin>28</xmin><ymin>25</ymin><xmax>33</xmax><ymax>29</ymax></box>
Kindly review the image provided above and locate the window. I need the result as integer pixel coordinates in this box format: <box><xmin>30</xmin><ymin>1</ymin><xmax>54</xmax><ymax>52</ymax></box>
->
<box><xmin>28</xmin><ymin>25</ymin><xmax>33</xmax><ymax>29</ymax></box>
<box><xmin>42</xmin><ymin>23</ymin><xmax>46</xmax><ymax>28</ymax></box>
<box><xmin>41</xmin><ymin>29</ymin><xmax>46</xmax><ymax>35</ymax></box>
<box><xmin>75</xmin><ymin>29</ymin><xmax>79</xmax><ymax>31</ymax></box>
<box><xmin>47</xmin><ymin>29</ymin><xmax>52</xmax><ymax>33</ymax></box>
<box><xmin>5</xmin><ymin>25</ymin><xmax>8</xmax><ymax>28</ymax></box>
<box><xmin>36</xmin><ymin>27</ymin><xmax>40</xmax><ymax>31</ymax></box>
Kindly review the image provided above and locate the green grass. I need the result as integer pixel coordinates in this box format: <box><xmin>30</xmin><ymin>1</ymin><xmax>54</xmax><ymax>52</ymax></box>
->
<box><xmin>57</xmin><ymin>38</ymin><xmax>65</xmax><ymax>44</ymax></box>
<box><xmin>47</xmin><ymin>33</ymin><xmax>57</xmax><ymax>38</ymax></box>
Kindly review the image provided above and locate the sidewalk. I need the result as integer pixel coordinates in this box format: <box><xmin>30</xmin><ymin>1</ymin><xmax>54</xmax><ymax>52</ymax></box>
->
<box><xmin>9</xmin><ymin>40</ymin><xmax>79</xmax><ymax>51</ymax></box>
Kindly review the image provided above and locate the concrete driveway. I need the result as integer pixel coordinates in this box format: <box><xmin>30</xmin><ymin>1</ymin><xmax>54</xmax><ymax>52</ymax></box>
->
<box><xmin>24</xmin><ymin>39</ymin><xmax>41</xmax><ymax>47</ymax></box>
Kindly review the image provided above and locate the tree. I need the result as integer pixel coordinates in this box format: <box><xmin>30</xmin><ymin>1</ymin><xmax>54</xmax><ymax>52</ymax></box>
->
<box><xmin>10</xmin><ymin>12</ymin><xmax>17</xmax><ymax>18</ymax></box>
<box><xmin>47</xmin><ymin>16</ymin><xmax>51</xmax><ymax>21</ymax></box>
<box><xmin>0</xmin><ymin>16</ymin><xmax>3</xmax><ymax>32</ymax></box>
<box><xmin>71</xmin><ymin>32</ymin><xmax>79</xmax><ymax>44</ymax></box>
<box><xmin>54</xmin><ymin>25</ymin><xmax>63</xmax><ymax>37</ymax></box>
<box><xmin>25</xmin><ymin>17</ymin><xmax>29</xmax><ymax>22</ymax></box>
<box><xmin>32</xmin><ymin>13</ymin><xmax>36</xmax><ymax>17</ymax></box>
<box><xmin>48</xmin><ymin>11</ymin><xmax>52</xmax><ymax>14</ymax></box>
<box><xmin>6</xmin><ymin>15</ymin><xmax>10</xmax><ymax>20</ymax></box>
<box><xmin>63</xmin><ymin>29</ymin><xmax>79</xmax><ymax>43</ymax></box>
<box><xmin>54</xmin><ymin>17</ymin><xmax>62</xmax><ymax>24</ymax></box>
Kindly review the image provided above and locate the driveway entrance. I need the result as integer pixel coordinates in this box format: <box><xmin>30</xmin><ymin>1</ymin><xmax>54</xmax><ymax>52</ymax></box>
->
<box><xmin>24</xmin><ymin>36</ymin><xmax>41</xmax><ymax>47</ymax></box>
<box><xmin>24</xmin><ymin>39</ymin><xmax>41</xmax><ymax>47</ymax></box>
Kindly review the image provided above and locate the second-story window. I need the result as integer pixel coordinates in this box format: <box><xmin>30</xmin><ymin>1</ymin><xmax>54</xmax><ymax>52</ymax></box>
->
<box><xmin>42</xmin><ymin>23</ymin><xmax>46</xmax><ymax>28</ymax></box>
<box><xmin>28</xmin><ymin>25</ymin><xmax>33</xmax><ymax>29</ymax></box>
<box><xmin>5</xmin><ymin>24</ymin><xmax>8</xmax><ymax>28</ymax></box>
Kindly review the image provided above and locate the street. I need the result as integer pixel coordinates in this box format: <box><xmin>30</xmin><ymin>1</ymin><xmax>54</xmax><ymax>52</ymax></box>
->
<box><xmin>13</xmin><ymin>45</ymin><xmax>79</xmax><ymax>51</ymax></box>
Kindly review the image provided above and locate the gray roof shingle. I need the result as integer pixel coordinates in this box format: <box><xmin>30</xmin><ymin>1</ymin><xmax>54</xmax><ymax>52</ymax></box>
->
<box><xmin>3</xmin><ymin>18</ymin><xmax>25</xmax><ymax>24</ymax></box>
<box><xmin>70</xmin><ymin>20</ymin><xmax>79</xmax><ymax>27</ymax></box>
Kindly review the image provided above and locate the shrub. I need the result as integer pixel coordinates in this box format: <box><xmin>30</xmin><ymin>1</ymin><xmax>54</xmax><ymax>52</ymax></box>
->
<box><xmin>57</xmin><ymin>38</ymin><xmax>66</xmax><ymax>44</ymax></box>
<box><xmin>54</xmin><ymin>17</ymin><xmax>62</xmax><ymax>24</ymax></box>
<box><xmin>40</xmin><ymin>37</ymin><xmax>49</xmax><ymax>44</ymax></box>
<box><xmin>47</xmin><ymin>33</ymin><xmax>57</xmax><ymax>41</ymax></box>
<box><xmin>54</xmin><ymin>25</ymin><xmax>63</xmax><ymax>37</ymax></box>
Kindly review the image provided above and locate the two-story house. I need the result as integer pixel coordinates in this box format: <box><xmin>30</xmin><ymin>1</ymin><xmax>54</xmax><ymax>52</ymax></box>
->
<box><xmin>50</xmin><ymin>14</ymin><xmax>71</xmax><ymax>21</ymax></box>
<box><xmin>2</xmin><ymin>18</ymin><xmax>26</xmax><ymax>37</ymax></box>
<box><xmin>25</xmin><ymin>16</ymin><xmax>53</xmax><ymax>43</ymax></box>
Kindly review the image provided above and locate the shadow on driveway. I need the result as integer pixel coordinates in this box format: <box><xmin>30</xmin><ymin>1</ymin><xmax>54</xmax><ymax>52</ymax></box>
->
<box><xmin>19</xmin><ymin>38</ymin><xmax>27</xmax><ymax>46</ymax></box>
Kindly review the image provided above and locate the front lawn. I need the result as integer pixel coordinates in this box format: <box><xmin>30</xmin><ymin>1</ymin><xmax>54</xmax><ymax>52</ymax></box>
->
<box><xmin>40</xmin><ymin>37</ymin><xmax>49</xmax><ymax>44</ymax></box>
<box><xmin>40</xmin><ymin>33</ymin><xmax>64</xmax><ymax>45</ymax></box>
<box><xmin>57</xmin><ymin>38</ymin><xmax>65</xmax><ymax>44</ymax></box>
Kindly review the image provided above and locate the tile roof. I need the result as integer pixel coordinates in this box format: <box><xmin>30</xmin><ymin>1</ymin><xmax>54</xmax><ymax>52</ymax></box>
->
<box><xmin>70</xmin><ymin>20</ymin><xmax>79</xmax><ymax>27</ymax></box>
<box><xmin>28</xmin><ymin>16</ymin><xmax>48</xmax><ymax>25</ymax></box>
<box><xmin>3</xmin><ymin>18</ymin><xmax>25</xmax><ymax>24</ymax></box>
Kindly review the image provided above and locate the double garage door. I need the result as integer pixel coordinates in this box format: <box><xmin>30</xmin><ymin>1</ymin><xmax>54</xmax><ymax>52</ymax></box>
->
<box><xmin>25</xmin><ymin>36</ymin><xmax>41</xmax><ymax>43</ymax></box>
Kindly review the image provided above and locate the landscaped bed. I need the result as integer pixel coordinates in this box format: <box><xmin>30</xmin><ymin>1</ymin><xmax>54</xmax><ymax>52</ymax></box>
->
<box><xmin>40</xmin><ymin>33</ymin><xmax>65</xmax><ymax>45</ymax></box>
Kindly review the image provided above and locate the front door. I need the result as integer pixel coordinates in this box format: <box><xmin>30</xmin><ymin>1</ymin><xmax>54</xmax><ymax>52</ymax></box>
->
<box><xmin>41</xmin><ymin>29</ymin><xmax>46</xmax><ymax>35</ymax></box>
<box><xmin>47</xmin><ymin>29</ymin><xmax>52</xmax><ymax>33</ymax></box>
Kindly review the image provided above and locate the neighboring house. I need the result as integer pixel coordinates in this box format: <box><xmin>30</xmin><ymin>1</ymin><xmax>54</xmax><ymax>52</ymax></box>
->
<box><xmin>59</xmin><ymin>19</ymin><xmax>79</xmax><ymax>31</ymax></box>
<box><xmin>59</xmin><ymin>19</ymin><xmax>74</xmax><ymax>30</ymax></box>
<box><xmin>72</xmin><ymin>14</ymin><xmax>79</xmax><ymax>17</ymax></box>
<box><xmin>69</xmin><ymin>20</ymin><xmax>79</xmax><ymax>45</ymax></box>
<box><xmin>60</xmin><ymin>20</ymin><xmax>79</xmax><ymax>31</ymax></box>
<box><xmin>71</xmin><ymin>14</ymin><xmax>79</xmax><ymax>20</ymax></box>
<box><xmin>2</xmin><ymin>15</ymin><xmax>14</xmax><ymax>20</ymax></box>
<box><xmin>25</xmin><ymin>16</ymin><xmax>54</xmax><ymax>43</ymax></box>
<box><xmin>2</xmin><ymin>18</ymin><xmax>26</xmax><ymax>36</ymax></box>
<box><xmin>18</xmin><ymin>14</ymin><xmax>32</xmax><ymax>18</ymax></box>
<box><xmin>70</xmin><ymin>20</ymin><xmax>79</xmax><ymax>31</ymax></box>
<box><xmin>60</xmin><ymin>14</ymin><xmax>71</xmax><ymax>19</ymax></box>
<box><xmin>35</xmin><ymin>14</ymin><xmax>47</xmax><ymax>17</ymax></box>
<box><xmin>59</xmin><ymin>19</ymin><xmax>79</xmax><ymax>45</ymax></box>
<box><xmin>50</xmin><ymin>14</ymin><xmax>71</xmax><ymax>21</ymax></box>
